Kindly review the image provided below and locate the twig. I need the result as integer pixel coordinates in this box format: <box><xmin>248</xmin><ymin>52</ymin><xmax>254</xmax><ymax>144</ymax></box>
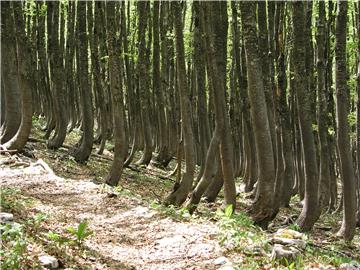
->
<box><xmin>0</xmin><ymin>149</ymin><xmax>18</xmax><ymax>154</ymax></box>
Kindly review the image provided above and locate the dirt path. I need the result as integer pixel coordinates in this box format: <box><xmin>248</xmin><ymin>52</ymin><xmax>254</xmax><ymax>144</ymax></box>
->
<box><xmin>0</xmin><ymin>164</ymin><xmax>223</xmax><ymax>270</ymax></box>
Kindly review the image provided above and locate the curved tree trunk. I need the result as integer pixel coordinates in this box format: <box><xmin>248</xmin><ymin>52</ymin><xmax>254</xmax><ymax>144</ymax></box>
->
<box><xmin>335</xmin><ymin>0</ymin><xmax>357</xmax><ymax>241</ymax></box>
<box><xmin>240</xmin><ymin>1</ymin><xmax>276</xmax><ymax>227</ymax></box>
<box><xmin>47</xmin><ymin>2</ymin><xmax>67</xmax><ymax>149</ymax></box>
<box><xmin>0</xmin><ymin>2</ymin><xmax>21</xmax><ymax>144</ymax></box>
<box><xmin>136</xmin><ymin>1</ymin><xmax>153</xmax><ymax>166</ymax></box>
<box><xmin>105</xmin><ymin>1</ymin><xmax>127</xmax><ymax>186</ymax></box>
<box><xmin>72</xmin><ymin>1</ymin><xmax>94</xmax><ymax>163</ymax></box>
<box><xmin>3</xmin><ymin>2</ymin><xmax>33</xmax><ymax>151</ymax></box>
<box><xmin>293</xmin><ymin>1</ymin><xmax>320</xmax><ymax>232</ymax></box>
<box><xmin>164</xmin><ymin>1</ymin><xmax>196</xmax><ymax>206</ymax></box>
<box><xmin>317</xmin><ymin>1</ymin><xmax>331</xmax><ymax>211</ymax></box>
<box><xmin>202</xmin><ymin>1</ymin><xmax>236</xmax><ymax>210</ymax></box>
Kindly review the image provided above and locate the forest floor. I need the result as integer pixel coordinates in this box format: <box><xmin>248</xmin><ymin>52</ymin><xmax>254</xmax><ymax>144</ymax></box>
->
<box><xmin>1</xmin><ymin>121</ymin><xmax>360</xmax><ymax>270</ymax></box>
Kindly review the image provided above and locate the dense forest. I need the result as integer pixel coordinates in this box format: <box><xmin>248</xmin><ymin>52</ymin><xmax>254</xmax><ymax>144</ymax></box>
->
<box><xmin>1</xmin><ymin>0</ymin><xmax>360</xmax><ymax>268</ymax></box>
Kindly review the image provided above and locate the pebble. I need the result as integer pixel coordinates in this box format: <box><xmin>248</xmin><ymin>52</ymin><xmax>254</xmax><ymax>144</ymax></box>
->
<box><xmin>39</xmin><ymin>255</ymin><xmax>59</xmax><ymax>269</ymax></box>
<box><xmin>0</xmin><ymin>212</ymin><xmax>14</xmax><ymax>223</ymax></box>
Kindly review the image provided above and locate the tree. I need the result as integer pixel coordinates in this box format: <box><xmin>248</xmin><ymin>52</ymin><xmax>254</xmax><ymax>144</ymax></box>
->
<box><xmin>104</xmin><ymin>1</ymin><xmax>127</xmax><ymax>186</ymax></box>
<box><xmin>240</xmin><ymin>1</ymin><xmax>277</xmax><ymax>226</ymax></box>
<box><xmin>164</xmin><ymin>1</ymin><xmax>196</xmax><ymax>206</ymax></box>
<box><xmin>72</xmin><ymin>1</ymin><xmax>94</xmax><ymax>163</ymax></box>
<box><xmin>3</xmin><ymin>2</ymin><xmax>33</xmax><ymax>151</ymax></box>
<box><xmin>335</xmin><ymin>0</ymin><xmax>357</xmax><ymax>241</ymax></box>
<box><xmin>47</xmin><ymin>1</ymin><xmax>67</xmax><ymax>150</ymax></box>
<box><xmin>136</xmin><ymin>1</ymin><xmax>153</xmax><ymax>166</ymax></box>
<box><xmin>0</xmin><ymin>2</ymin><xmax>21</xmax><ymax>144</ymax></box>
<box><xmin>292</xmin><ymin>1</ymin><xmax>320</xmax><ymax>231</ymax></box>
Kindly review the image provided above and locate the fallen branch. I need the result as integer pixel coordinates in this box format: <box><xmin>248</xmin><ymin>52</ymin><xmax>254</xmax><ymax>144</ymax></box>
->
<box><xmin>0</xmin><ymin>149</ymin><xmax>18</xmax><ymax>154</ymax></box>
<box><xmin>10</xmin><ymin>161</ymin><xmax>30</xmax><ymax>168</ymax></box>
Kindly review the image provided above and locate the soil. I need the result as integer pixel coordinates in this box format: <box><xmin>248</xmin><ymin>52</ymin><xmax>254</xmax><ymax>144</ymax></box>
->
<box><xmin>0</xmin><ymin>160</ymin><xmax>224</xmax><ymax>270</ymax></box>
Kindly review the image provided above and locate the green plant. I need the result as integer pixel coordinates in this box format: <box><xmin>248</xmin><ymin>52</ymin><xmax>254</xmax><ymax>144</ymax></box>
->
<box><xmin>288</xmin><ymin>223</ymin><xmax>301</xmax><ymax>232</ymax></box>
<box><xmin>0</xmin><ymin>188</ymin><xmax>21</xmax><ymax>209</ymax></box>
<box><xmin>66</xmin><ymin>220</ymin><xmax>93</xmax><ymax>245</ymax></box>
<box><xmin>0</xmin><ymin>223</ymin><xmax>27</xmax><ymax>269</ymax></box>
<box><xmin>47</xmin><ymin>231</ymin><xmax>71</xmax><ymax>246</ymax></box>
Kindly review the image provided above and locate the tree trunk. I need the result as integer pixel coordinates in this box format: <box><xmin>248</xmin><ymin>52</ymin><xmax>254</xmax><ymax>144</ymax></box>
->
<box><xmin>335</xmin><ymin>0</ymin><xmax>357</xmax><ymax>241</ymax></box>
<box><xmin>317</xmin><ymin>1</ymin><xmax>331</xmax><ymax>211</ymax></box>
<box><xmin>0</xmin><ymin>2</ymin><xmax>21</xmax><ymax>144</ymax></box>
<box><xmin>136</xmin><ymin>1</ymin><xmax>153</xmax><ymax>166</ymax></box>
<box><xmin>240</xmin><ymin>1</ymin><xmax>276</xmax><ymax>227</ymax></box>
<box><xmin>202</xmin><ymin>1</ymin><xmax>237</xmax><ymax>210</ymax></box>
<box><xmin>293</xmin><ymin>1</ymin><xmax>320</xmax><ymax>231</ymax></box>
<box><xmin>47</xmin><ymin>2</ymin><xmax>67</xmax><ymax>149</ymax></box>
<box><xmin>105</xmin><ymin>1</ymin><xmax>127</xmax><ymax>186</ymax></box>
<box><xmin>164</xmin><ymin>1</ymin><xmax>196</xmax><ymax>206</ymax></box>
<box><xmin>3</xmin><ymin>2</ymin><xmax>33</xmax><ymax>151</ymax></box>
<box><xmin>72</xmin><ymin>1</ymin><xmax>94</xmax><ymax>163</ymax></box>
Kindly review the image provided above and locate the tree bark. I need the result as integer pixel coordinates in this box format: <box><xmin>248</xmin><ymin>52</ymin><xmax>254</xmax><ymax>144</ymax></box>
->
<box><xmin>293</xmin><ymin>1</ymin><xmax>320</xmax><ymax>231</ymax></box>
<box><xmin>335</xmin><ymin>0</ymin><xmax>357</xmax><ymax>241</ymax></box>
<box><xmin>240</xmin><ymin>1</ymin><xmax>276</xmax><ymax>227</ymax></box>
<box><xmin>105</xmin><ymin>1</ymin><xmax>127</xmax><ymax>186</ymax></box>
<box><xmin>164</xmin><ymin>1</ymin><xmax>196</xmax><ymax>206</ymax></box>
<box><xmin>72</xmin><ymin>1</ymin><xmax>94</xmax><ymax>163</ymax></box>
<box><xmin>0</xmin><ymin>2</ymin><xmax>21</xmax><ymax>144</ymax></box>
<box><xmin>3</xmin><ymin>2</ymin><xmax>33</xmax><ymax>151</ymax></box>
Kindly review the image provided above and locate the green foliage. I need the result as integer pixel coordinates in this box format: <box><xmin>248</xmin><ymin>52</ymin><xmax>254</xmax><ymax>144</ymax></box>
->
<box><xmin>150</xmin><ymin>201</ymin><xmax>191</xmax><ymax>221</ymax></box>
<box><xmin>66</xmin><ymin>220</ymin><xmax>93</xmax><ymax>245</ymax></box>
<box><xmin>0</xmin><ymin>188</ymin><xmax>32</xmax><ymax>212</ymax></box>
<box><xmin>287</xmin><ymin>223</ymin><xmax>301</xmax><ymax>232</ymax></box>
<box><xmin>216</xmin><ymin>208</ymin><xmax>267</xmax><ymax>252</ymax></box>
<box><xmin>47</xmin><ymin>231</ymin><xmax>71</xmax><ymax>246</ymax></box>
<box><xmin>0</xmin><ymin>188</ymin><xmax>21</xmax><ymax>209</ymax></box>
<box><xmin>47</xmin><ymin>220</ymin><xmax>93</xmax><ymax>247</ymax></box>
<box><xmin>0</xmin><ymin>223</ymin><xmax>27</xmax><ymax>269</ymax></box>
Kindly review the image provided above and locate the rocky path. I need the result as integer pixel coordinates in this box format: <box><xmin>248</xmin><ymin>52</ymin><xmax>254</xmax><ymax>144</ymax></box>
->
<box><xmin>0</xmin><ymin>163</ymin><xmax>223</xmax><ymax>270</ymax></box>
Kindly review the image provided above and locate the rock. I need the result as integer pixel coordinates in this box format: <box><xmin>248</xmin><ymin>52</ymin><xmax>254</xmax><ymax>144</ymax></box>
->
<box><xmin>213</xmin><ymin>256</ymin><xmax>230</xmax><ymax>266</ymax></box>
<box><xmin>270</xmin><ymin>244</ymin><xmax>301</xmax><ymax>264</ymax></box>
<box><xmin>271</xmin><ymin>236</ymin><xmax>306</xmax><ymax>249</ymax></box>
<box><xmin>273</xmin><ymin>228</ymin><xmax>304</xmax><ymax>240</ymax></box>
<box><xmin>244</xmin><ymin>244</ymin><xmax>267</xmax><ymax>256</ymax></box>
<box><xmin>0</xmin><ymin>212</ymin><xmax>14</xmax><ymax>223</ymax></box>
<box><xmin>339</xmin><ymin>261</ymin><xmax>360</xmax><ymax>270</ymax></box>
<box><xmin>218</xmin><ymin>264</ymin><xmax>236</xmax><ymax>270</ymax></box>
<box><xmin>39</xmin><ymin>255</ymin><xmax>59</xmax><ymax>269</ymax></box>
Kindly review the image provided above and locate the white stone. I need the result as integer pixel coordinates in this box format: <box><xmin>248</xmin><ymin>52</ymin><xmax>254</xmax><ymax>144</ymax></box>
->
<box><xmin>273</xmin><ymin>228</ymin><xmax>304</xmax><ymax>239</ymax></box>
<box><xmin>213</xmin><ymin>256</ymin><xmax>230</xmax><ymax>266</ymax></box>
<box><xmin>0</xmin><ymin>212</ymin><xmax>14</xmax><ymax>223</ymax></box>
<box><xmin>339</xmin><ymin>262</ymin><xmax>360</xmax><ymax>270</ymax></box>
<box><xmin>271</xmin><ymin>236</ymin><xmax>306</xmax><ymax>249</ymax></box>
<box><xmin>39</xmin><ymin>255</ymin><xmax>59</xmax><ymax>269</ymax></box>
<box><xmin>270</xmin><ymin>244</ymin><xmax>301</xmax><ymax>262</ymax></box>
<box><xmin>218</xmin><ymin>264</ymin><xmax>236</xmax><ymax>270</ymax></box>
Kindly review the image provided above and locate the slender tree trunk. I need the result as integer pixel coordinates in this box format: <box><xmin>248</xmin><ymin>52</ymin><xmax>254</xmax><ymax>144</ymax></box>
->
<box><xmin>293</xmin><ymin>1</ymin><xmax>320</xmax><ymax>231</ymax></box>
<box><xmin>47</xmin><ymin>2</ymin><xmax>67</xmax><ymax>149</ymax></box>
<box><xmin>317</xmin><ymin>1</ymin><xmax>331</xmax><ymax>211</ymax></box>
<box><xmin>3</xmin><ymin>2</ymin><xmax>33</xmax><ymax>151</ymax></box>
<box><xmin>202</xmin><ymin>1</ymin><xmax>237</xmax><ymax>210</ymax></box>
<box><xmin>335</xmin><ymin>0</ymin><xmax>357</xmax><ymax>241</ymax></box>
<box><xmin>105</xmin><ymin>1</ymin><xmax>127</xmax><ymax>186</ymax></box>
<box><xmin>240</xmin><ymin>1</ymin><xmax>276</xmax><ymax>227</ymax></box>
<box><xmin>0</xmin><ymin>2</ymin><xmax>21</xmax><ymax>144</ymax></box>
<box><xmin>164</xmin><ymin>1</ymin><xmax>196</xmax><ymax>206</ymax></box>
<box><xmin>136</xmin><ymin>1</ymin><xmax>153</xmax><ymax>166</ymax></box>
<box><xmin>72</xmin><ymin>1</ymin><xmax>94</xmax><ymax>163</ymax></box>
